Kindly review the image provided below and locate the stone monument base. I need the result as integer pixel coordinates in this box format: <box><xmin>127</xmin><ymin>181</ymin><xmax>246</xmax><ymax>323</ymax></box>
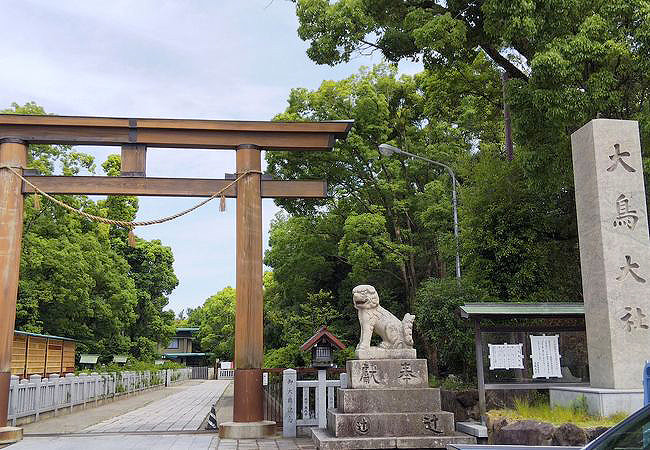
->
<box><xmin>0</xmin><ymin>426</ymin><xmax>23</xmax><ymax>444</ymax></box>
<box><xmin>218</xmin><ymin>420</ymin><xmax>275</xmax><ymax>439</ymax></box>
<box><xmin>311</xmin><ymin>427</ymin><xmax>475</xmax><ymax>450</ymax></box>
<box><xmin>550</xmin><ymin>386</ymin><xmax>643</xmax><ymax>416</ymax></box>
<box><xmin>311</xmin><ymin>359</ymin><xmax>475</xmax><ymax>449</ymax></box>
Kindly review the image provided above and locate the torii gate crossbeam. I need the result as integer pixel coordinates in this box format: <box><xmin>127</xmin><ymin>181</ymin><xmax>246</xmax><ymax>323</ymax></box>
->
<box><xmin>0</xmin><ymin>115</ymin><xmax>352</xmax><ymax>440</ymax></box>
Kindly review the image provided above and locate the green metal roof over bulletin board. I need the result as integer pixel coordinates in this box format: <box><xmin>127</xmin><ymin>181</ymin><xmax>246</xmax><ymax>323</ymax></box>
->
<box><xmin>458</xmin><ymin>303</ymin><xmax>585</xmax><ymax>319</ymax></box>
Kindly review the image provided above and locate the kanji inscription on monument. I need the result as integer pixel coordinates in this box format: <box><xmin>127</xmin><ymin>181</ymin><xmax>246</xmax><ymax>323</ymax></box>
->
<box><xmin>572</xmin><ymin>119</ymin><xmax>650</xmax><ymax>389</ymax></box>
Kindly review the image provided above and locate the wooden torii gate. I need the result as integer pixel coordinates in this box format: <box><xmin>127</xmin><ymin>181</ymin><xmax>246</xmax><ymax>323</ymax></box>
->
<box><xmin>0</xmin><ymin>115</ymin><xmax>352</xmax><ymax>438</ymax></box>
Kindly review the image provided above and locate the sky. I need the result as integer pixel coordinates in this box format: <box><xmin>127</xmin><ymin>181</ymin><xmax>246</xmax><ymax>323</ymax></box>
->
<box><xmin>0</xmin><ymin>0</ymin><xmax>421</xmax><ymax>314</ymax></box>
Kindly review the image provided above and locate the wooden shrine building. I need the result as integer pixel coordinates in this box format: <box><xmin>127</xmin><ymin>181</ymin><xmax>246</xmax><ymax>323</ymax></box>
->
<box><xmin>11</xmin><ymin>330</ymin><xmax>76</xmax><ymax>379</ymax></box>
<box><xmin>0</xmin><ymin>114</ymin><xmax>352</xmax><ymax>438</ymax></box>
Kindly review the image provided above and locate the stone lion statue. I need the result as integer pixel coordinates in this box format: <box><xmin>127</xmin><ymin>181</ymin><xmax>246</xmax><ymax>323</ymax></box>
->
<box><xmin>353</xmin><ymin>285</ymin><xmax>416</xmax><ymax>359</ymax></box>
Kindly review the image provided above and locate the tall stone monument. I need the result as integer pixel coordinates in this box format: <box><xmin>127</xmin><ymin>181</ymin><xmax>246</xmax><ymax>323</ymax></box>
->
<box><xmin>551</xmin><ymin>119</ymin><xmax>648</xmax><ymax>415</ymax></box>
<box><xmin>311</xmin><ymin>285</ymin><xmax>475</xmax><ymax>449</ymax></box>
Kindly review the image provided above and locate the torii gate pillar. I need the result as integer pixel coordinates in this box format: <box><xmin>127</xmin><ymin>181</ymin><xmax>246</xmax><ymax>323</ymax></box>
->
<box><xmin>233</xmin><ymin>144</ymin><xmax>265</xmax><ymax>423</ymax></box>
<box><xmin>0</xmin><ymin>139</ymin><xmax>27</xmax><ymax>443</ymax></box>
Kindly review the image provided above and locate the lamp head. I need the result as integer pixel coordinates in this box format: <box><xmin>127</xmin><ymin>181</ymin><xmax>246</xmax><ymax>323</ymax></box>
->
<box><xmin>378</xmin><ymin>143</ymin><xmax>401</xmax><ymax>157</ymax></box>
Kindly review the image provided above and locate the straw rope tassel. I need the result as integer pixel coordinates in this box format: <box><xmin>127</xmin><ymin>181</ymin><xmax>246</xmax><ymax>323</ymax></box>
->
<box><xmin>33</xmin><ymin>192</ymin><xmax>41</xmax><ymax>210</ymax></box>
<box><xmin>128</xmin><ymin>228</ymin><xmax>137</xmax><ymax>247</ymax></box>
<box><xmin>219</xmin><ymin>195</ymin><xmax>226</xmax><ymax>212</ymax></box>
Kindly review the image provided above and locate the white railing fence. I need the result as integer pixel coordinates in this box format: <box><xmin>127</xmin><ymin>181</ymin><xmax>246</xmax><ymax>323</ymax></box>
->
<box><xmin>7</xmin><ymin>368</ymin><xmax>192</xmax><ymax>425</ymax></box>
<box><xmin>282</xmin><ymin>368</ymin><xmax>348</xmax><ymax>437</ymax></box>
<box><xmin>218</xmin><ymin>368</ymin><xmax>235</xmax><ymax>379</ymax></box>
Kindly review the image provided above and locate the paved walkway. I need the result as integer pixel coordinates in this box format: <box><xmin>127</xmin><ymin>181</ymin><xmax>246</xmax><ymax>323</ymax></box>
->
<box><xmin>21</xmin><ymin>381</ymin><xmax>206</xmax><ymax>434</ymax></box>
<box><xmin>8</xmin><ymin>379</ymin><xmax>317</xmax><ymax>449</ymax></box>
<box><xmin>83</xmin><ymin>380</ymin><xmax>229</xmax><ymax>432</ymax></box>
<box><xmin>8</xmin><ymin>435</ymin><xmax>315</xmax><ymax>449</ymax></box>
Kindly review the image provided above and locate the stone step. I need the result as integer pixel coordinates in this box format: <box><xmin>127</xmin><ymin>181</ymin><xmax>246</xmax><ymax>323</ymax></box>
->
<box><xmin>347</xmin><ymin>359</ymin><xmax>428</xmax><ymax>389</ymax></box>
<box><xmin>327</xmin><ymin>409</ymin><xmax>454</xmax><ymax>438</ymax></box>
<box><xmin>337</xmin><ymin>387</ymin><xmax>441</xmax><ymax>413</ymax></box>
<box><xmin>311</xmin><ymin>427</ymin><xmax>477</xmax><ymax>449</ymax></box>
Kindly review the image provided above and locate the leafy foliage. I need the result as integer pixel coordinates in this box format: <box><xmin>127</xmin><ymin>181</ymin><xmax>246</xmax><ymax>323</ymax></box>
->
<box><xmin>187</xmin><ymin>287</ymin><xmax>236</xmax><ymax>361</ymax></box>
<box><xmin>414</xmin><ymin>277</ymin><xmax>493</xmax><ymax>379</ymax></box>
<box><xmin>264</xmin><ymin>63</ymin><xmax>505</xmax><ymax>373</ymax></box>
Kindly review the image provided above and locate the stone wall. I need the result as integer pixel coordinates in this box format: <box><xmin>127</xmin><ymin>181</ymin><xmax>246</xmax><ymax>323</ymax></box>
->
<box><xmin>487</xmin><ymin>415</ymin><xmax>609</xmax><ymax>446</ymax></box>
<box><xmin>441</xmin><ymin>389</ymin><xmax>543</xmax><ymax>422</ymax></box>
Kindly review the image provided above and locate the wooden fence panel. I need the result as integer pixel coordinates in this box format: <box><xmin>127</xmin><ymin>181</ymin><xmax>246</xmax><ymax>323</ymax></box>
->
<box><xmin>62</xmin><ymin>341</ymin><xmax>75</xmax><ymax>373</ymax></box>
<box><xmin>26</xmin><ymin>337</ymin><xmax>46</xmax><ymax>376</ymax></box>
<box><xmin>11</xmin><ymin>335</ymin><xmax>27</xmax><ymax>377</ymax></box>
<box><xmin>46</xmin><ymin>339</ymin><xmax>63</xmax><ymax>375</ymax></box>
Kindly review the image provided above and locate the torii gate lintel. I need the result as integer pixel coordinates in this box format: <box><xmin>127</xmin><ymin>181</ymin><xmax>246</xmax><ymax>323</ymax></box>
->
<box><xmin>0</xmin><ymin>115</ymin><xmax>352</xmax><ymax>435</ymax></box>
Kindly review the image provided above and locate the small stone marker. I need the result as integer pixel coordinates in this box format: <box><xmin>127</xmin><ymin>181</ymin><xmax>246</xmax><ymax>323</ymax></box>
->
<box><xmin>572</xmin><ymin>119</ymin><xmax>650</xmax><ymax>389</ymax></box>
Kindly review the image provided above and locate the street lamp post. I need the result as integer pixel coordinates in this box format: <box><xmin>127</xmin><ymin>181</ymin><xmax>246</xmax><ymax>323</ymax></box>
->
<box><xmin>378</xmin><ymin>143</ymin><xmax>461</xmax><ymax>280</ymax></box>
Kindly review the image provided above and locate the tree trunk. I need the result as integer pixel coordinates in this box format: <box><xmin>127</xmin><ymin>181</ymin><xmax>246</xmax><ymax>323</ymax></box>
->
<box><xmin>416</xmin><ymin>328</ymin><xmax>439</xmax><ymax>376</ymax></box>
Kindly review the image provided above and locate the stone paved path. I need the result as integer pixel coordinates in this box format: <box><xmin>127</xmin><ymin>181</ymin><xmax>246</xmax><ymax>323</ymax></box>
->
<box><xmin>9</xmin><ymin>378</ymin><xmax>318</xmax><ymax>449</ymax></box>
<box><xmin>8</xmin><ymin>434</ymin><xmax>315</xmax><ymax>449</ymax></box>
<box><xmin>21</xmin><ymin>381</ymin><xmax>204</xmax><ymax>434</ymax></box>
<box><xmin>83</xmin><ymin>380</ymin><xmax>229</xmax><ymax>432</ymax></box>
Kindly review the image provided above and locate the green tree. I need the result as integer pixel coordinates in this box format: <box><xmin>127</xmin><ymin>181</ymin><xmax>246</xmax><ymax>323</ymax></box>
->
<box><xmin>99</xmin><ymin>154</ymin><xmax>179</xmax><ymax>358</ymax></box>
<box><xmin>264</xmin><ymin>271</ymin><xmax>346</xmax><ymax>367</ymax></box>
<box><xmin>190</xmin><ymin>287</ymin><xmax>236</xmax><ymax>361</ymax></box>
<box><xmin>415</xmin><ymin>277</ymin><xmax>493</xmax><ymax>378</ymax></box>
<box><xmin>265</xmin><ymin>63</ymin><xmax>503</xmax><ymax>372</ymax></box>
<box><xmin>292</xmin><ymin>1</ymin><xmax>650</xmax><ymax>302</ymax></box>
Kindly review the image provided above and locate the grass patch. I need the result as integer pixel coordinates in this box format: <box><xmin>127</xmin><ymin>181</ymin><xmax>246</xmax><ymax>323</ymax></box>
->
<box><xmin>429</xmin><ymin>375</ymin><xmax>475</xmax><ymax>391</ymax></box>
<box><xmin>489</xmin><ymin>396</ymin><xmax>628</xmax><ymax>428</ymax></box>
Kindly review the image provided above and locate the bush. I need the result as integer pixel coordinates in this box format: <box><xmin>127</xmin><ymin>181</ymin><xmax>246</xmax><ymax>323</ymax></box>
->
<box><xmin>77</xmin><ymin>358</ymin><xmax>183</xmax><ymax>374</ymax></box>
<box><xmin>415</xmin><ymin>277</ymin><xmax>493</xmax><ymax>377</ymax></box>
<box><xmin>263</xmin><ymin>344</ymin><xmax>309</xmax><ymax>368</ymax></box>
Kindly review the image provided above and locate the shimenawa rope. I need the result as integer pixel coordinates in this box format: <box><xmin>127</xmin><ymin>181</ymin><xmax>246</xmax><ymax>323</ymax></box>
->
<box><xmin>8</xmin><ymin>167</ymin><xmax>262</xmax><ymax>230</ymax></box>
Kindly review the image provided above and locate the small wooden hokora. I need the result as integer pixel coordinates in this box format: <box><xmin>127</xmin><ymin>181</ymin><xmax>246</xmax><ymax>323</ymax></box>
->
<box><xmin>352</xmin><ymin>284</ymin><xmax>416</xmax><ymax>359</ymax></box>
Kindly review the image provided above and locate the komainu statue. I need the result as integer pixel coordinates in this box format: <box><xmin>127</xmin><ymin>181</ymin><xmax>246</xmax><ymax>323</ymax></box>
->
<box><xmin>353</xmin><ymin>284</ymin><xmax>416</xmax><ymax>359</ymax></box>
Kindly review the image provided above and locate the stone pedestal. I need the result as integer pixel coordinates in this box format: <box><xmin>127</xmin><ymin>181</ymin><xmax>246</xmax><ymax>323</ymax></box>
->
<box><xmin>218</xmin><ymin>420</ymin><xmax>275</xmax><ymax>439</ymax></box>
<box><xmin>0</xmin><ymin>426</ymin><xmax>23</xmax><ymax>444</ymax></box>
<box><xmin>549</xmin><ymin>386</ymin><xmax>643</xmax><ymax>416</ymax></box>
<box><xmin>311</xmin><ymin>359</ymin><xmax>475</xmax><ymax>449</ymax></box>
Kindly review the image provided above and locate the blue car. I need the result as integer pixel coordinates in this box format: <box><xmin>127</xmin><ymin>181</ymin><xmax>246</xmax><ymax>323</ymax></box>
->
<box><xmin>582</xmin><ymin>403</ymin><xmax>650</xmax><ymax>449</ymax></box>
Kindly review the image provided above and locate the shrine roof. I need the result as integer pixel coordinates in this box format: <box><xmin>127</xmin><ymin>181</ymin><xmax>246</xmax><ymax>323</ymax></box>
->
<box><xmin>300</xmin><ymin>325</ymin><xmax>346</xmax><ymax>351</ymax></box>
<box><xmin>458</xmin><ymin>303</ymin><xmax>584</xmax><ymax>319</ymax></box>
<box><xmin>79</xmin><ymin>354</ymin><xmax>100</xmax><ymax>364</ymax></box>
<box><xmin>0</xmin><ymin>114</ymin><xmax>354</xmax><ymax>150</ymax></box>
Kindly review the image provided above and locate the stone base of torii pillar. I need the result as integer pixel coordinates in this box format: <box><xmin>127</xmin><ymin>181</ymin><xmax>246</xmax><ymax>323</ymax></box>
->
<box><xmin>219</xmin><ymin>368</ymin><xmax>275</xmax><ymax>438</ymax></box>
<box><xmin>219</xmin><ymin>421</ymin><xmax>276</xmax><ymax>439</ymax></box>
<box><xmin>0</xmin><ymin>426</ymin><xmax>23</xmax><ymax>445</ymax></box>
